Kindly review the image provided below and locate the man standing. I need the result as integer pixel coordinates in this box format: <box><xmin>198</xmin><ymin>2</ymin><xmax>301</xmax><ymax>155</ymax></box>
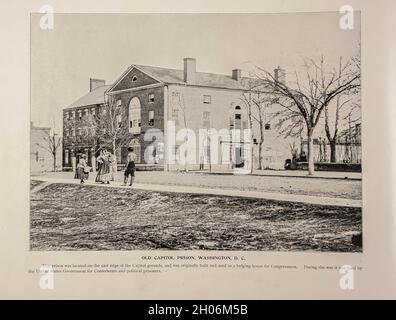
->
<box><xmin>123</xmin><ymin>147</ymin><xmax>137</xmax><ymax>186</ymax></box>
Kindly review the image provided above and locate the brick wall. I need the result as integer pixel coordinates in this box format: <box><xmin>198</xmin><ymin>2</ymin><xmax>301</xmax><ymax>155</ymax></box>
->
<box><xmin>112</xmin><ymin>86</ymin><xmax>165</xmax><ymax>164</ymax></box>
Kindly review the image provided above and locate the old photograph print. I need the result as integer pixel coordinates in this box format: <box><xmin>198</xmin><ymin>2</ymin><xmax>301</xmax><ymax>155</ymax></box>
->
<box><xmin>30</xmin><ymin>12</ymin><xmax>362</xmax><ymax>252</ymax></box>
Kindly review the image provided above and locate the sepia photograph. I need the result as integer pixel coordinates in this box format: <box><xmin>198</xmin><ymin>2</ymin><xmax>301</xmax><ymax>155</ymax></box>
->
<box><xmin>30</xmin><ymin>12</ymin><xmax>362</xmax><ymax>252</ymax></box>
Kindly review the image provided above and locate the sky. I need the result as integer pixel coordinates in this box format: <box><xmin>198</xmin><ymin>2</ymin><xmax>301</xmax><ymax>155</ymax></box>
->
<box><xmin>31</xmin><ymin>12</ymin><xmax>360</xmax><ymax>131</ymax></box>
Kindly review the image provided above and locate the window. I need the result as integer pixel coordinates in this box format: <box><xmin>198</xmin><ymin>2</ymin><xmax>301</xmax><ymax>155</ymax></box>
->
<box><xmin>172</xmin><ymin>108</ymin><xmax>179</xmax><ymax>119</ymax></box>
<box><xmin>84</xmin><ymin>109</ymin><xmax>88</xmax><ymax>117</ymax></box>
<box><xmin>65</xmin><ymin>150</ymin><xmax>69</xmax><ymax>165</ymax></box>
<box><xmin>65</xmin><ymin>112</ymin><xmax>69</xmax><ymax>120</ymax></box>
<box><xmin>202</xmin><ymin>111</ymin><xmax>210</xmax><ymax>128</ymax></box>
<box><xmin>132</xmin><ymin>76</ymin><xmax>137</xmax><ymax>82</ymax></box>
<box><xmin>71</xmin><ymin>111</ymin><xmax>75</xmax><ymax>119</ymax></box>
<box><xmin>265</xmin><ymin>123</ymin><xmax>271</xmax><ymax>130</ymax></box>
<box><xmin>148</xmin><ymin>110</ymin><xmax>154</xmax><ymax>126</ymax></box>
<box><xmin>148</xmin><ymin>93</ymin><xmax>155</xmax><ymax>103</ymax></box>
<box><xmin>72</xmin><ymin>128</ymin><xmax>75</xmax><ymax>137</ymax></box>
<box><xmin>117</xmin><ymin>100</ymin><xmax>122</xmax><ymax>107</ymax></box>
<box><xmin>65</xmin><ymin>129</ymin><xmax>69</xmax><ymax>137</ymax></box>
<box><xmin>234</xmin><ymin>113</ymin><xmax>242</xmax><ymax>129</ymax></box>
<box><xmin>117</xmin><ymin>114</ymin><xmax>122</xmax><ymax>128</ymax></box>
<box><xmin>129</xmin><ymin>97</ymin><xmax>141</xmax><ymax>134</ymax></box>
<box><xmin>91</xmin><ymin>108</ymin><xmax>95</xmax><ymax>116</ymax></box>
<box><xmin>203</xmin><ymin>95</ymin><xmax>211</xmax><ymax>104</ymax></box>
<box><xmin>78</xmin><ymin>111</ymin><xmax>82</xmax><ymax>121</ymax></box>
<box><xmin>36</xmin><ymin>151</ymin><xmax>39</xmax><ymax>162</ymax></box>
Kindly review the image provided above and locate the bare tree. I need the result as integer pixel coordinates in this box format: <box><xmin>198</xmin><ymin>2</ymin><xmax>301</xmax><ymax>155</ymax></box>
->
<box><xmin>95</xmin><ymin>95</ymin><xmax>131</xmax><ymax>156</ymax></box>
<box><xmin>256</xmin><ymin>55</ymin><xmax>360</xmax><ymax>175</ymax></box>
<box><xmin>38</xmin><ymin>128</ymin><xmax>62</xmax><ymax>172</ymax></box>
<box><xmin>323</xmin><ymin>56</ymin><xmax>361</xmax><ymax>162</ymax></box>
<box><xmin>239</xmin><ymin>76</ymin><xmax>256</xmax><ymax>173</ymax></box>
<box><xmin>241</xmin><ymin>86</ymin><xmax>277</xmax><ymax>170</ymax></box>
<box><xmin>174</xmin><ymin>91</ymin><xmax>190</xmax><ymax>172</ymax></box>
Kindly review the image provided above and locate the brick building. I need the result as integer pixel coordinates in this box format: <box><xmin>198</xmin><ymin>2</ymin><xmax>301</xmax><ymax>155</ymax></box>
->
<box><xmin>62</xmin><ymin>58</ymin><xmax>291</xmax><ymax>171</ymax></box>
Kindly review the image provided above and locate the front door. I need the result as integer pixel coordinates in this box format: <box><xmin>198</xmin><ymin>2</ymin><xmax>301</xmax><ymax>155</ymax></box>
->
<box><xmin>235</xmin><ymin>147</ymin><xmax>244</xmax><ymax>168</ymax></box>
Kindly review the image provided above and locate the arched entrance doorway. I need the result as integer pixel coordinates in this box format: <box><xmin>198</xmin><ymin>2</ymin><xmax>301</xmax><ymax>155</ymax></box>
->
<box><xmin>129</xmin><ymin>138</ymin><xmax>141</xmax><ymax>164</ymax></box>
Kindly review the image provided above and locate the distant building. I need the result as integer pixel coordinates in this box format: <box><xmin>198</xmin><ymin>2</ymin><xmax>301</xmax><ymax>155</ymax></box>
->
<box><xmin>31</xmin><ymin>122</ymin><xmax>62</xmax><ymax>173</ymax></box>
<box><xmin>62</xmin><ymin>59</ymin><xmax>291</xmax><ymax>171</ymax></box>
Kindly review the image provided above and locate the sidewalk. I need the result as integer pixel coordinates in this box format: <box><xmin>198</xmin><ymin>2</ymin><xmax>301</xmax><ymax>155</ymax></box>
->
<box><xmin>192</xmin><ymin>169</ymin><xmax>362</xmax><ymax>180</ymax></box>
<box><xmin>31</xmin><ymin>175</ymin><xmax>362</xmax><ymax>208</ymax></box>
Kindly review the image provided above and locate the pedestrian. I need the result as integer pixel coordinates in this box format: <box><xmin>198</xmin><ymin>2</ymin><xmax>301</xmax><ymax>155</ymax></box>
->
<box><xmin>96</xmin><ymin>148</ymin><xmax>111</xmax><ymax>184</ymax></box>
<box><xmin>109</xmin><ymin>152</ymin><xmax>118</xmax><ymax>181</ymax></box>
<box><xmin>95</xmin><ymin>149</ymin><xmax>104</xmax><ymax>182</ymax></box>
<box><xmin>123</xmin><ymin>147</ymin><xmax>137</xmax><ymax>186</ymax></box>
<box><xmin>76</xmin><ymin>154</ymin><xmax>89</xmax><ymax>184</ymax></box>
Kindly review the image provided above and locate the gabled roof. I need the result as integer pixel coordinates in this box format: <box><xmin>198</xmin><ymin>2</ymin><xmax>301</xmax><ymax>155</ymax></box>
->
<box><xmin>64</xmin><ymin>85</ymin><xmax>110</xmax><ymax>109</ymax></box>
<box><xmin>135</xmin><ymin>64</ymin><xmax>251</xmax><ymax>90</ymax></box>
<box><xmin>108</xmin><ymin>64</ymin><xmax>259</xmax><ymax>92</ymax></box>
<box><xmin>66</xmin><ymin>64</ymin><xmax>264</xmax><ymax>109</ymax></box>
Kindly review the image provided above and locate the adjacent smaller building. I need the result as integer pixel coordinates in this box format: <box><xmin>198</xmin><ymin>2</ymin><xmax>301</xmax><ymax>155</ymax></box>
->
<box><xmin>31</xmin><ymin>122</ymin><xmax>61</xmax><ymax>173</ymax></box>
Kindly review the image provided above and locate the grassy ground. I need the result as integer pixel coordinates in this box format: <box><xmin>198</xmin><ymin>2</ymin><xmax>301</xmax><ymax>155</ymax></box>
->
<box><xmin>30</xmin><ymin>182</ymin><xmax>362</xmax><ymax>252</ymax></box>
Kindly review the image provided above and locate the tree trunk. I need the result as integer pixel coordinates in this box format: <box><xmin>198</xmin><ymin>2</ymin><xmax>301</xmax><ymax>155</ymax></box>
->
<box><xmin>258</xmin><ymin>122</ymin><xmax>264</xmax><ymax>170</ymax></box>
<box><xmin>53</xmin><ymin>153</ymin><xmax>56</xmax><ymax>172</ymax></box>
<box><xmin>307</xmin><ymin>129</ymin><xmax>315</xmax><ymax>175</ymax></box>
<box><xmin>112</xmin><ymin>138</ymin><xmax>116</xmax><ymax>155</ymax></box>
<box><xmin>330</xmin><ymin>140</ymin><xmax>337</xmax><ymax>163</ymax></box>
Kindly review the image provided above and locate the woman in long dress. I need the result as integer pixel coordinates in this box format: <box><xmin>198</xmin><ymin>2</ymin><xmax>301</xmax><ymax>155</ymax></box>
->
<box><xmin>76</xmin><ymin>154</ymin><xmax>89</xmax><ymax>184</ymax></box>
<box><xmin>96</xmin><ymin>149</ymin><xmax>111</xmax><ymax>184</ymax></box>
<box><xmin>109</xmin><ymin>153</ymin><xmax>117</xmax><ymax>181</ymax></box>
<box><xmin>95</xmin><ymin>149</ymin><xmax>104</xmax><ymax>182</ymax></box>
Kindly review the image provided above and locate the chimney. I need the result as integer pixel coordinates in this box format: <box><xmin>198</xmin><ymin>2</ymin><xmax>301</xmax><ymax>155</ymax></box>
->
<box><xmin>274</xmin><ymin>67</ymin><xmax>286</xmax><ymax>84</ymax></box>
<box><xmin>183</xmin><ymin>58</ymin><xmax>196</xmax><ymax>84</ymax></box>
<box><xmin>232</xmin><ymin>69</ymin><xmax>242</xmax><ymax>81</ymax></box>
<box><xmin>90</xmin><ymin>78</ymin><xmax>106</xmax><ymax>92</ymax></box>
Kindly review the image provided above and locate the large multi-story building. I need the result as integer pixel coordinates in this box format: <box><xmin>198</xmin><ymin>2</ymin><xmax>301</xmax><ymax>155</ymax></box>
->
<box><xmin>62</xmin><ymin>58</ymin><xmax>291</xmax><ymax>171</ymax></box>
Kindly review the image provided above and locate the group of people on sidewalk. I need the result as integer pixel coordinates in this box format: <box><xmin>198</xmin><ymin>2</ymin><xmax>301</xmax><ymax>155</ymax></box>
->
<box><xmin>75</xmin><ymin>147</ymin><xmax>137</xmax><ymax>186</ymax></box>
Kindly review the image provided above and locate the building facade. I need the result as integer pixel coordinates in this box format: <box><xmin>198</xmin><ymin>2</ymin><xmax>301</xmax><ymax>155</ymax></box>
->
<box><xmin>31</xmin><ymin>122</ymin><xmax>62</xmax><ymax>173</ymax></box>
<box><xmin>62</xmin><ymin>59</ymin><xmax>292</xmax><ymax>171</ymax></box>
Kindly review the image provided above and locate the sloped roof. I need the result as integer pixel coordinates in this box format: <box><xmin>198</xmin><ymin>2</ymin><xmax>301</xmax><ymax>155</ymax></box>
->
<box><xmin>66</xmin><ymin>64</ymin><xmax>264</xmax><ymax>109</ymax></box>
<box><xmin>134</xmin><ymin>65</ymin><xmax>255</xmax><ymax>90</ymax></box>
<box><xmin>64</xmin><ymin>85</ymin><xmax>110</xmax><ymax>109</ymax></box>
